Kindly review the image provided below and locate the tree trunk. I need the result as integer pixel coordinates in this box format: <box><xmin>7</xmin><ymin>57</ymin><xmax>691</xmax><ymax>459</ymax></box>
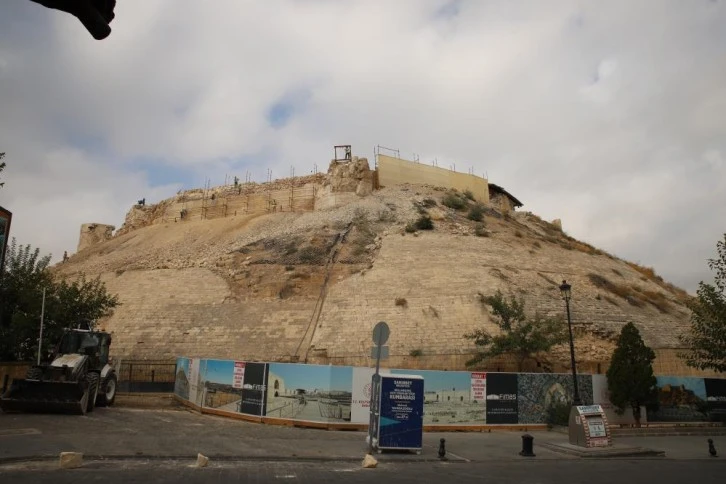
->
<box><xmin>632</xmin><ymin>404</ymin><xmax>642</xmax><ymax>428</ymax></box>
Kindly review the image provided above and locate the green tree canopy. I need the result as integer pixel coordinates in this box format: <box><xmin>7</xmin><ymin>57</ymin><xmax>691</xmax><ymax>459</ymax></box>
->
<box><xmin>465</xmin><ymin>290</ymin><xmax>568</xmax><ymax>371</ymax></box>
<box><xmin>680</xmin><ymin>234</ymin><xmax>726</xmax><ymax>373</ymax></box>
<box><xmin>0</xmin><ymin>238</ymin><xmax>119</xmax><ymax>361</ymax></box>
<box><xmin>606</xmin><ymin>322</ymin><xmax>657</xmax><ymax>426</ymax></box>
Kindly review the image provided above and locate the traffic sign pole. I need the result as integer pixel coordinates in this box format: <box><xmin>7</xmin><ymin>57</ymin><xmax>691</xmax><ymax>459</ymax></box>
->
<box><xmin>367</xmin><ymin>321</ymin><xmax>390</xmax><ymax>455</ymax></box>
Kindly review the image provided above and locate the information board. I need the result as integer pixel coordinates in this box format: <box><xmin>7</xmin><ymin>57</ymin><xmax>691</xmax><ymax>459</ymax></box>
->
<box><xmin>471</xmin><ymin>372</ymin><xmax>486</xmax><ymax>402</ymax></box>
<box><xmin>377</xmin><ymin>375</ymin><xmax>424</xmax><ymax>451</ymax></box>
<box><xmin>232</xmin><ymin>361</ymin><xmax>245</xmax><ymax>389</ymax></box>
<box><xmin>586</xmin><ymin>417</ymin><xmax>607</xmax><ymax>438</ymax></box>
<box><xmin>569</xmin><ymin>404</ymin><xmax>612</xmax><ymax>448</ymax></box>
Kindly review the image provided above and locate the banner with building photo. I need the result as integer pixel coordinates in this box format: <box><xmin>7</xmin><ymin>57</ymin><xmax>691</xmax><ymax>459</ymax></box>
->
<box><xmin>390</xmin><ymin>369</ymin><xmax>485</xmax><ymax>425</ymax></box>
<box><xmin>199</xmin><ymin>359</ymin><xmax>243</xmax><ymax>411</ymax></box>
<box><xmin>239</xmin><ymin>362</ymin><xmax>268</xmax><ymax>416</ymax></box>
<box><xmin>0</xmin><ymin>206</ymin><xmax>11</xmax><ymax>273</ymax></box>
<box><xmin>647</xmin><ymin>376</ymin><xmax>708</xmax><ymax>422</ymax></box>
<box><xmin>265</xmin><ymin>363</ymin><xmax>353</xmax><ymax>423</ymax></box>
<box><xmin>486</xmin><ymin>373</ymin><xmax>518</xmax><ymax>424</ymax></box>
<box><xmin>174</xmin><ymin>357</ymin><xmax>191</xmax><ymax>400</ymax></box>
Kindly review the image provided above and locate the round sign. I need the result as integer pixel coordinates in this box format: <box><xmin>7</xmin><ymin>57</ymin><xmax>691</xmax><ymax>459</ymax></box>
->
<box><xmin>372</xmin><ymin>321</ymin><xmax>390</xmax><ymax>345</ymax></box>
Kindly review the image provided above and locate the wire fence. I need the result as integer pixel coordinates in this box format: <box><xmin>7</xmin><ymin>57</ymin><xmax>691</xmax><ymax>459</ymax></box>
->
<box><xmin>117</xmin><ymin>360</ymin><xmax>177</xmax><ymax>393</ymax></box>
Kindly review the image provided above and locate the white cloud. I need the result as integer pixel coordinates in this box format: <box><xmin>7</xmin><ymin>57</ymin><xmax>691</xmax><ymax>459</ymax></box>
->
<box><xmin>1</xmin><ymin>0</ymin><xmax>725</xmax><ymax>292</ymax></box>
<box><xmin>703</xmin><ymin>150</ymin><xmax>723</xmax><ymax>170</ymax></box>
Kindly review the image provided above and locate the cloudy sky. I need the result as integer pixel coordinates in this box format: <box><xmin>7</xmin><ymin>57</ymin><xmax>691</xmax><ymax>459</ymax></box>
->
<box><xmin>0</xmin><ymin>0</ymin><xmax>724</xmax><ymax>293</ymax></box>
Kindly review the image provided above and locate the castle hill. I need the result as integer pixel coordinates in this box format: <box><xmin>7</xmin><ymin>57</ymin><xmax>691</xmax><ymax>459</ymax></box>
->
<box><xmin>55</xmin><ymin>149</ymin><xmax>703</xmax><ymax>377</ymax></box>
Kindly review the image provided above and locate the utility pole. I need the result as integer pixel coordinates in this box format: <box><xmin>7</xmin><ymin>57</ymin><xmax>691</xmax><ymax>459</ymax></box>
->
<box><xmin>37</xmin><ymin>288</ymin><xmax>46</xmax><ymax>365</ymax></box>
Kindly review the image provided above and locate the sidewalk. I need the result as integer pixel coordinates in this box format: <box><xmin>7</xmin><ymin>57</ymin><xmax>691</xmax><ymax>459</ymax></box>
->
<box><xmin>0</xmin><ymin>408</ymin><xmax>723</xmax><ymax>464</ymax></box>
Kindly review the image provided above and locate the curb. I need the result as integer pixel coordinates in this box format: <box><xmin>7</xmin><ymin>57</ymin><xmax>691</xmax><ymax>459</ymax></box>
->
<box><xmin>539</xmin><ymin>442</ymin><xmax>665</xmax><ymax>459</ymax></box>
<box><xmin>0</xmin><ymin>453</ymin><xmax>467</xmax><ymax>466</ymax></box>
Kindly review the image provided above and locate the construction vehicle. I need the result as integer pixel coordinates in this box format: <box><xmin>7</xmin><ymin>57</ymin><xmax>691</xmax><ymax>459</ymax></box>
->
<box><xmin>0</xmin><ymin>328</ymin><xmax>117</xmax><ymax>415</ymax></box>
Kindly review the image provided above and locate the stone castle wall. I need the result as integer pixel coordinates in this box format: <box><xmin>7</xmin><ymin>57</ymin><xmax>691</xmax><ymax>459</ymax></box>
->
<box><xmin>376</xmin><ymin>154</ymin><xmax>490</xmax><ymax>203</ymax></box>
<box><xmin>77</xmin><ymin>223</ymin><xmax>115</xmax><ymax>252</ymax></box>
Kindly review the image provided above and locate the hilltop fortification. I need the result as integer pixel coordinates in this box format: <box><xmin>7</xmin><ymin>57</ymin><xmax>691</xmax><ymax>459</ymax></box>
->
<box><xmin>55</xmin><ymin>148</ymin><xmax>707</xmax><ymax>376</ymax></box>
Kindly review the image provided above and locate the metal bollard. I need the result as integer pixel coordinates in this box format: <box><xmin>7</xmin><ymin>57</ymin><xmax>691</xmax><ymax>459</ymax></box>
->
<box><xmin>2</xmin><ymin>374</ymin><xmax>8</xmax><ymax>394</ymax></box>
<box><xmin>438</xmin><ymin>438</ymin><xmax>447</xmax><ymax>459</ymax></box>
<box><xmin>520</xmin><ymin>434</ymin><xmax>535</xmax><ymax>457</ymax></box>
<box><xmin>708</xmin><ymin>439</ymin><xmax>717</xmax><ymax>457</ymax></box>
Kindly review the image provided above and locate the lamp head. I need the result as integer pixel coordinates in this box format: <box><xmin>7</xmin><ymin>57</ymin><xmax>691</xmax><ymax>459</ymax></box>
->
<box><xmin>559</xmin><ymin>280</ymin><xmax>572</xmax><ymax>301</ymax></box>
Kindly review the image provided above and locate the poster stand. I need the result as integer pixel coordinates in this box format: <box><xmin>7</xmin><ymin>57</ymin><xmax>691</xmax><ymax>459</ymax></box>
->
<box><xmin>569</xmin><ymin>404</ymin><xmax>612</xmax><ymax>448</ymax></box>
<box><xmin>375</xmin><ymin>374</ymin><xmax>424</xmax><ymax>454</ymax></box>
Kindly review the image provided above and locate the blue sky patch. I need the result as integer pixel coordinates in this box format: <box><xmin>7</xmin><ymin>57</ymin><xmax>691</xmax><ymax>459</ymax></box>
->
<box><xmin>266</xmin><ymin>87</ymin><xmax>313</xmax><ymax>129</ymax></box>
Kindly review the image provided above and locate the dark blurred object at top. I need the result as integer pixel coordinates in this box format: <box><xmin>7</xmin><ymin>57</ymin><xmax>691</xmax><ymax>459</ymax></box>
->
<box><xmin>30</xmin><ymin>0</ymin><xmax>116</xmax><ymax>40</ymax></box>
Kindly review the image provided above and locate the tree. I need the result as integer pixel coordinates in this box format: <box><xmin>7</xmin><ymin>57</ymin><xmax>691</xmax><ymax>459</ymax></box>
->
<box><xmin>0</xmin><ymin>238</ymin><xmax>119</xmax><ymax>361</ymax></box>
<box><xmin>606</xmin><ymin>322</ymin><xmax>657</xmax><ymax>427</ymax></box>
<box><xmin>465</xmin><ymin>290</ymin><xmax>568</xmax><ymax>371</ymax></box>
<box><xmin>680</xmin><ymin>234</ymin><xmax>726</xmax><ymax>373</ymax></box>
<box><xmin>49</xmin><ymin>274</ymin><xmax>119</xmax><ymax>329</ymax></box>
<box><xmin>0</xmin><ymin>152</ymin><xmax>5</xmax><ymax>188</ymax></box>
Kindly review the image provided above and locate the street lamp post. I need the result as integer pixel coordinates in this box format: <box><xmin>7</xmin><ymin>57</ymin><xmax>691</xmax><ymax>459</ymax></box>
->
<box><xmin>559</xmin><ymin>280</ymin><xmax>581</xmax><ymax>406</ymax></box>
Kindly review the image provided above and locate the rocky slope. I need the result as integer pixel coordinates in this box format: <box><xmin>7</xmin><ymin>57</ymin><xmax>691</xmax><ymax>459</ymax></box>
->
<box><xmin>55</xmin><ymin>181</ymin><xmax>692</xmax><ymax>373</ymax></box>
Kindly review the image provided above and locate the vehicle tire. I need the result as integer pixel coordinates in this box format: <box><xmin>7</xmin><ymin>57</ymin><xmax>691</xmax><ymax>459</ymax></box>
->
<box><xmin>86</xmin><ymin>372</ymin><xmax>100</xmax><ymax>413</ymax></box>
<box><xmin>26</xmin><ymin>367</ymin><xmax>43</xmax><ymax>380</ymax></box>
<box><xmin>96</xmin><ymin>373</ymin><xmax>117</xmax><ymax>407</ymax></box>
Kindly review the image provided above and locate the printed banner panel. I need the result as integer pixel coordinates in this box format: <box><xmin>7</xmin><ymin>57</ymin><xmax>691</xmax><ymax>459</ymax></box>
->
<box><xmin>390</xmin><ymin>369</ymin><xmax>486</xmax><ymax>425</ymax></box>
<box><xmin>591</xmin><ymin>374</ymin><xmax>644</xmax><ymax>425</ymax></box>
<box><xmin>648</xmin><ymin>376</ymin><xmax>708</xmax><ymax>422</ymax></box>
<box><xmin>174</xmin><ymin>357</ymin><xmax>191</xmax><ymax>400</ymax></box>
<box><xmin>202</xmin><ymin>359</ymin><xmax>242</xmax><ymax>411</ymax></box>
<box><xmin>188</xmin><ymin>358</ymin><xmax>205</xmax><ymax>407</ymax></box>
<box><xmin>240</xmin><ymin>362</ymin><xmax>268</xmax><ymax>416</ymax></box>
<box><xmin>233</xmin><ymin>361</ymin><xmax>245</xmax><ymax>389</ymax></box>
<box><xmin>486</xmin><ymin>373</ymin><xmax>518</xmax><ymax>424</ymax></box>
<box><xmin>171</xmin><ymin>356</ymin><xmax>726</xmax><ymax>426</ymax></box>
<box><xmin>705</xmin><ymin>378</ymin><xmax>726</xmax><ymax>421</ymax></box>
<box><xmin>351</xmin><ymin>367</ymin><xmax>376</xmax><ymax>424</ymax></box>
<box><xmin>518</xmin><ymin>373</ymin><xmax>593</xmax><ymax>424</ymax></box>
<box><xmin>265</xmin><ymin>363</ymin><xmax>352</xmax><ymax>423</ymax></box>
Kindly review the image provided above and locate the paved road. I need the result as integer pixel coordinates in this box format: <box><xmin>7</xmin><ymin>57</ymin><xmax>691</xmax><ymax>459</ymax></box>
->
<box><xmin>0</xmin><ymin>407</ymin><xmax>577</xmax><ymax>462</ymax></box>
<box><xmin>2</xmin><ymin>406</ymin><xmax>726</xmax><ymax>484</ymax></box>
<box><xmin>1</xmin><ymin>459</ymin><xmax>725</xmax><ymax>484</ymax></box>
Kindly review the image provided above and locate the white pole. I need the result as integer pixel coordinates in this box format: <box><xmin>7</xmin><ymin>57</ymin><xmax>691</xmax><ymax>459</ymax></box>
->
<box><xmin>37</xmin><ymin>287</ymin><xmax>46</xmax><ymax>365</ymax></box>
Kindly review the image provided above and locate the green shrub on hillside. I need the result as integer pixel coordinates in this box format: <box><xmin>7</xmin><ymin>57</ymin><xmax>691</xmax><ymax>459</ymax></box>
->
<box><xmin>467</xmin><ymin>204</ymin><xmax>485</xmax><ymax>221</ymax></box>
<box><xmin>442</xmin><ymin>192</ymin><xmax>466</xmax><ymax>210</ymax></box>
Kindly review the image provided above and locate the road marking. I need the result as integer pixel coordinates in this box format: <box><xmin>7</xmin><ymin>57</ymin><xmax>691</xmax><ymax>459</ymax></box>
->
<box><xmin>0</xmin><ymin>428</ymin><xmax>41</xmax><ymax>437</ymax></box>
<box><xmin>446</xmin><ymin>451</ymin><xmax>470</xmax><ymax>462</ymax></box>
<box><xmin>275</xmin><ymin>474</ymin><xmax>297</xmax><ymax>479</ymax></box>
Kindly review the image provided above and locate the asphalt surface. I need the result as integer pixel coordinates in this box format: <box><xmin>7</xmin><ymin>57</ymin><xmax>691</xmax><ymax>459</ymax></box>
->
<box><xmin>1</xmin><ymin>460</ymin><xmax>725</xmax><ymax>484</ymax></box>
<box><xmin>0</xmin><ymin>407</ymin><xmax>574</xmax><ymax>462</ymax></box>
<box><xmin>1</xmin><ymin>407</ymin><xmax>726</xmax><ymax>482</ymax></box>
